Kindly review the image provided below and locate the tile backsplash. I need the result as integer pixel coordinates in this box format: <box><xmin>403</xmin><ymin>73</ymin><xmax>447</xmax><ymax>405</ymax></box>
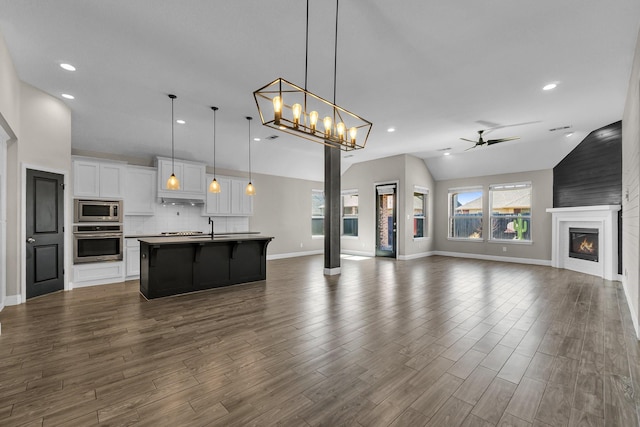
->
<box><xmin>124</xmin><ymin>204</ymin><xmax>249</xmax><ymax>235</ymax></box>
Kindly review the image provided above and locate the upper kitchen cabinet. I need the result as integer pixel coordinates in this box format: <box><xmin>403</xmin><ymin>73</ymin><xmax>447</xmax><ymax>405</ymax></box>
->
<box><xmin>202</xmin><ymin>175</ymin><xmax>253</xmax><ymax>216</ymax></box>
<box><xmin>124</xmin><ymin>166</ymin><xmax>156</xmax><ymax>216</ymax></box>
<box><xmin>231</xmin><ymin>179</ymin><xmax>253</xmax><ymax>216</ymax></box>
<box><xmin>156</xmin><ymin>157</ymin><xmax>206</xmax><ymax>199</ymax></box>
<box><xmin>203</xmin><ymin>175</ymin><xmax>231</xmax><ymax>215</ymax></box>
<box><xmin>73</xmin><ymin>157</ymin><xmax>125</xmax><ymax>199</ymax></box>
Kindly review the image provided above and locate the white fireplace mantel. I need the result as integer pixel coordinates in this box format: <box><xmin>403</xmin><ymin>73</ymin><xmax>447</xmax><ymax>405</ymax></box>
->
<box><xmin>546</xmin><ymin>205</ymin><xmax>621</xmax><ymax>280</ymax></box>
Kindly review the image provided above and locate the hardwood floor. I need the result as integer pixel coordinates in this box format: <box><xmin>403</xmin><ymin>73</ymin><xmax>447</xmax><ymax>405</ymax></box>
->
<box><xmin>0</xmin><ymin>255</ymin><xmax>639</xmax><ymax>426</ymax></box>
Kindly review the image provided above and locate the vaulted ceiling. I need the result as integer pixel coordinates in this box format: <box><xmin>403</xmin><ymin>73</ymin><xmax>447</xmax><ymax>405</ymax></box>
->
<box><xmin>1</xmin><ymin>1</ymin><xmax>638</xmax><ymax>181</ymax></box>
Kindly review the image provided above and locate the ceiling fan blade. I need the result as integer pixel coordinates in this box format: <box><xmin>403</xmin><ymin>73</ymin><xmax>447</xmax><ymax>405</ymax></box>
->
<box><xmin>460</xmin><ymin>138</ymin><xmax>477</xmax><ymax>143</ymax></box>
<box><xmin>464</xmin><ymin>145</ymin><xmax>477</xmax><ymax>151</ymax></box>
<box><xmin>486</xmin><ymin>136</ymin><xmax>520</xmax><ymax>145</ymax></box>
<box><xmin>483</xmin><ymin>121</ymin><xmax>541</xmax><ymax>135</ymax></box>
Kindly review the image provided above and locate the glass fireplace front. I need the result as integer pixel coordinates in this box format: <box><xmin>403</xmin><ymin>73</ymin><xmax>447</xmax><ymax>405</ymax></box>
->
<box><xmin>569</xmin><ymin>228</ymin><xmax>599</xmax><ymax>262</ymax></box>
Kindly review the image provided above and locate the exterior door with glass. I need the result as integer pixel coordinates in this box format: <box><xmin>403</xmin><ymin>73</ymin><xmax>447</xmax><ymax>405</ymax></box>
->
<box><xmin>376</xmin><ymin>184</ymin><xmax>396</xmax><ymax>257</ymax></box>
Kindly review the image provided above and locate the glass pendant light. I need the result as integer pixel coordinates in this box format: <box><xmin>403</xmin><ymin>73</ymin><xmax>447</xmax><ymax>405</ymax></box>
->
<box><xmin>208</xmin><ymin>106</ymin><xmax>221</xmax><ymax>193</ymax></box>
<box><xmin>245</xmin><ymin>116</ymin><xmax>256</xmax><ymax>196</ymax></box>
<box><xmin>166</xmin><ymin>94</ymin><xmax>180</xmax><ymax>190</ymax></box>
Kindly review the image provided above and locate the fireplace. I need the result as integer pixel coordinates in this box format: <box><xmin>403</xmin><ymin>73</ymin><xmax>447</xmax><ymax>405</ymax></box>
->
<box><xmin>569</xmin><ymin>228</ymin><xmax>598</xmax><ymax>262</ymax></box>
<box><xmin>546</xmin><ymin>205</ymin><xmax>620</xmax><ymax>280</ymax></box>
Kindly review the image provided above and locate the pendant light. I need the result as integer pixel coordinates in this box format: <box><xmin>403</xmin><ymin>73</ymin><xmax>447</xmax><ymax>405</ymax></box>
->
<box><xmin>245</xmin><ymin>116</ymin><xmax>256</xmax><ymax>196</ymax></box>
<box><xmin>208</xmin><ymin>106</ymin><xmax>221</xmax><ymax>193</ymax></box>
<box><xmin>253</xmin><ymin>0</ymin><xmax>372</xmax><ymax>151</ymax></box>
<box><xmin>166</xmin><ymin>94</ymin><xmax>180</xmax><ymax>190</ymax></box>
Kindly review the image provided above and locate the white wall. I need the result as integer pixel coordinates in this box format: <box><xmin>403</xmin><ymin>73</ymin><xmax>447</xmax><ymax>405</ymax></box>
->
<box><xmin>2</xmin><ymin>29</ymin><xmax>72</xmax><ymax>304</ymax></box>
<box><xmin>622</xmin><ymin>28</ymin><xmax>640</xmax><ymax>337</ymax></box>
<box><xmin>434</xmin><ymin>169</ymin><xmax>553</xmax><ymax>263</ymax></box>
<box><xmin>0</xmin><ymin>31</ymin><xmax>20</xmax><ymax>309</ymax></box>
<box><xmin>341</xmin><ymin>154</ymin><xmax>436</xmax><ymax>258</ymax></box>
<box><xmin>249</xmin><ymin>172</ymin><xmax>324</xmax><ymax>257</ymax></box>
<box><xmin>8</xmin><ymin>83</ymin><xmax>72</xmax><ymax>300</ymax></box>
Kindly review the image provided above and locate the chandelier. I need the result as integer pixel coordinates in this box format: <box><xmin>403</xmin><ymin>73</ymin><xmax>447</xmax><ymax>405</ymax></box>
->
<box><xmin>253</xmin><ymin>0</ymin><xmax>372</xmax><ymax>151</ymax></box>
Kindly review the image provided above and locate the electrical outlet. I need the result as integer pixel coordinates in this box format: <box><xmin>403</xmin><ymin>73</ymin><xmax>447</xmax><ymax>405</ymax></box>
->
<box><xmin>502</xmin><ymin>246</ymin><xmax>507</xmax><ymax>252</ymax></box>
<box><xmin>300</xmin><ymin>242</ymin><xmax>304</xmax><ymax>248</ymax></box>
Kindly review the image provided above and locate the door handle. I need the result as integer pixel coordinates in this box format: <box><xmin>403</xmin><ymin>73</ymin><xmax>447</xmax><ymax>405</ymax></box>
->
<box><xmin>27</xmin><ymin>237</ymin><xmax>36</xmax><ymax>244</ymax></box>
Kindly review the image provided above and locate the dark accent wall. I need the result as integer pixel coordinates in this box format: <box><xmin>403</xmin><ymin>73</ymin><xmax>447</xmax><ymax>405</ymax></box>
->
<box><xmin>553</xmin><ymin>120</ymin><xmax>622</xmax><ymax>273</ymax></box>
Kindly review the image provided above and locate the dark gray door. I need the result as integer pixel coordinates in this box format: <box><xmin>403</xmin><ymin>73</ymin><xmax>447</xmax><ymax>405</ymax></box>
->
<box><xmin>376</xmin><ymin>184</ymin><xmax>397</xmax><ymax>258</ymax></box>
<box><xmin>26</xmin><ymin>169</ymin><xmax>64</xmax><ymax>299</ymax></box>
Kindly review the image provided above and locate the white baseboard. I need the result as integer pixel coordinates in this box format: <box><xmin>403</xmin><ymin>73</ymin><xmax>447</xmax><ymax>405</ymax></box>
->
<box><xmin>70</xmin><ymin>278</ymin><xmax>125</xmax><ymax>289</ymax></box>
<box><xmin>267</xmin><ymin>250</ymin><xmax>323</xmax><ymax>260</ymax></box>
<box><xmin>621</xmin><ymin>276</ymin><xmax>640</xmax><ymax>340</ymax></box>
<box><xmin>433</xmin><ymin>251</ymin><xmax>552</xmax><ymax>267</ymax></box>
<box><xmin>324</xmin><ymin>267</ymin><xmax>341</xmax><ymax>275</ymax></box>
<box><xmin>5</xmin><ymin>294</ymin><xmax>22</xmax><ymax>306</ymax></box>
<box><xmin>398</xmin><ymin>251</ymin><xmax>435</xmax><ymax>261</ymax></box>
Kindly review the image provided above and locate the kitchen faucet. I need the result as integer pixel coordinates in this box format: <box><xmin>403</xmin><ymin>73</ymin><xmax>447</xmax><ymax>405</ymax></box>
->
<box><xmin>208</xmin><ymin>217</ymin><xmax>214</xmax><ymax>239</ymax></box>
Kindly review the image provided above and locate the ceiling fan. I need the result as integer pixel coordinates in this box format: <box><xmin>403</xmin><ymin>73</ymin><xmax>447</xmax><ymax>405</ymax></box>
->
<box><xmin>461</xmin><ymin>130</ymin><xmax>520</xmax><ymax>150</ymax></box>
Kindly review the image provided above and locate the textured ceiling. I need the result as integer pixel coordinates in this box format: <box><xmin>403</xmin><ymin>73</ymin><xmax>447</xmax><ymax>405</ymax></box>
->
<box><xmin>1</xmin><ymin>0</ymin><xmax>638</xmax><ymax>181</ymax></box>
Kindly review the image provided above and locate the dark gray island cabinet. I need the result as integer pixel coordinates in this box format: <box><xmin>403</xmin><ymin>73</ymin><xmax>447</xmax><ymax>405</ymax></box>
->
<box><xmin>138</xmin><ymin>235</ymin><xmax>273</xmax><ymax>299</ymax></box>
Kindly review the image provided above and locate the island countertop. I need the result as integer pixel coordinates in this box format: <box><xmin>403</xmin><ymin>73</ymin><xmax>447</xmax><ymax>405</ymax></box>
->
<box><xmin>137</xmin><ymin>234</ymin><xmax>273</xmax><ymax>245</ymax></box>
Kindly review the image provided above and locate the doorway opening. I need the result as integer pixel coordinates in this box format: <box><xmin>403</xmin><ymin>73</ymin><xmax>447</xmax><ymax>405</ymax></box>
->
<box><xmin>376</xmin><ymin>184</ymin><xmax>396</xmax><ymax>258</ymax></box>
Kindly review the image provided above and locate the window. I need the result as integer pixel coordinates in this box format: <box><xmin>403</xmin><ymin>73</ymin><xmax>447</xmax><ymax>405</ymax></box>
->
<box><xmin>490</xmin><ymin>183</ymin><xmax>532</xmax><ymax>241</ymax></box>
<box><xmin>341</xmin><ymin>191</ymin><xmax>358</xmax><ymax>237</ymax></box>
<box><xmin>449</xmin><ymin>187</ymin><xmax>483</xmax><ymax>239</ymax></box>
<box><xmin>413</xmin><ymin>187</ymin><xmax>428</xmax><ymax>238</ymax></box>
<box><xmin>311</xmin><ymin>190</ymin><xmax>324</xmax><ymax>236</ymax></box>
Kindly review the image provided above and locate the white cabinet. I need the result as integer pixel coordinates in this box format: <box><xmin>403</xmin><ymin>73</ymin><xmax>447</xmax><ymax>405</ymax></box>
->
<box><xmin>125</xmin><ymin>238</ymin><xmax>140</xmax><ymax>278</ymax></box>
<box><xmin>231</xmin><ymin>179</ymin><xmax>253</xmax><ymax>215</ymax></box>
<box><xmin>203</xmin><ymin>175</ymin><xmax>253</xmax><ymax>216</ymax></box>
<box><xmin>73</xmin><ymin>158</ymin><xmax>125</xmax><ymax>199</ymax></box>
<box><xmin>72</xmin><ymin>262</ymin><xmax>124</xmax><ymax>288</ymax></box>
<box><xmin>156</xmin><ymin>157</ymin><xmax>206</xmax><ymax>199</ymax></box>
<box><xmin>124</xmin><ymin>166</ymin><xmax>156</xmax><ymax>216</ymax></box>
<box><xmin>203</xmin><ymin>175</ymin><xmax>231</xmax><ymax>215</ymax></box>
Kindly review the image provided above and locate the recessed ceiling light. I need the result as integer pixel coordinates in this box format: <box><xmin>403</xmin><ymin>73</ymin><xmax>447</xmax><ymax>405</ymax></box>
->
<box><xmin>387</xmin><ymin>127</ymin><xmax>395</xmax><ymax>133</ymax></box>
<box><xmin>60</xmin><ymin>63</ymin><xmax>76</xmax><ymax>71</ymax></box>
<box><xmin>61</xmin><ymin>93</ymin><xmax>75</xmax><ymax>99</ymax></box>
<box><xmin>176</xmin><ymin>119</ymin><xmax>186</xmax><ymax>124</ymax></box>
<box><xmin>565</xmin><ymin>132</ymin><xmax>574</xmax><ymax>137</ymax></box>
<box><xmin>543</xmin><ymin>83</ymin><xmax>557</xmax><ymax>91</ymax></box>
<box><xmin>444</xmin><ymin>152</ymin><xmax>451</xmax><ymax>156</ymax></box>
<box><xmin>253</xmin><ymin>137</ymin><xmax>261</xmax><ymax>142</ymax></box>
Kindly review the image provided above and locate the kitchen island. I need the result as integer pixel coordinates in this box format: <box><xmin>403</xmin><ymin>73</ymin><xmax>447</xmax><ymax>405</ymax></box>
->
<box><xmin>138</xmin><ymin>234</ymin><xmax>273</xmax><ymax>299</ymax></box>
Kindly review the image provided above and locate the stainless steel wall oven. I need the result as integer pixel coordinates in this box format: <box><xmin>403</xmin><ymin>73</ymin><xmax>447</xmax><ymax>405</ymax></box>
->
<box><xmin>73</xmin><ymin>224</ymin><xmax>123</xmax><ymax>264</ymax></box>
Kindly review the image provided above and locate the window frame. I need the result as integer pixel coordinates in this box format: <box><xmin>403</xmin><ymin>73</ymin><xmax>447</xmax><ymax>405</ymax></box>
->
<box><xmin>448</xmin><ymin>186</ymin><xmax>484</xmax><ymax>241</ymax></box>
<box><xmin>413</xmin><ymin>186</ymin><xmax>428</xmax><ymax>239</ymax></box>
<box><xmin>341</xmin><ymin>189</ymin><xmax>359</xmax><ymax>238</ymax></box>
<box><xmin>488</xmin><ymin>182</ymin><xmax>532</xmax><ymax>243</ymax></box>
<box><xmin>311</xmin><ymin>189</ymin><xmax>324</xmax><ymax>238</ymax></box>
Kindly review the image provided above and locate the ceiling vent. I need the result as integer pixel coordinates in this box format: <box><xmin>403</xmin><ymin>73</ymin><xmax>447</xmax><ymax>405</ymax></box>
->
<box><xmin>549</xmin><ymin>125</ymin><xmax>572</xmax><ymax>132</ymax></box>
<box><xmin>265</xmin><ymin>135</ymin><xmax>279</xmax><ymax>140</ymax></box>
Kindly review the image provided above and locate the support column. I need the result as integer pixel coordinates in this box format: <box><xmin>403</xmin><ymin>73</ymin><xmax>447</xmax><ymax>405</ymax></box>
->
<box><xmin>324</xmin><ymin>145</ymin><xmax>341</xmax><ymax>275</ymax></box>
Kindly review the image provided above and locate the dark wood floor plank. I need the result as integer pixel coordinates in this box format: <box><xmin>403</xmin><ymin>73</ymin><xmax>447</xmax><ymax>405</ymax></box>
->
<box><xmin>505</xmin><ymin>377</ymin><xmax>546</xmax><ymax>422</ymax></box>
<box><xmin>470</xmin><ymin>377</ymin><xmax>517</xmax><ymax>424</ymax></box>
<box><xmin>0</xmin><ymin>255</ymin><xmax>637</xmax><ymax>426</ymax></box>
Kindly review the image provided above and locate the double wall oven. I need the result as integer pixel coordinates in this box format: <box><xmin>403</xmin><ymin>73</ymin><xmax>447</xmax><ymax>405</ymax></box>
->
<box><xmin>73</xmin><ymin>199</ymin><xmax>123</xmax><ymax>264</ymax></box>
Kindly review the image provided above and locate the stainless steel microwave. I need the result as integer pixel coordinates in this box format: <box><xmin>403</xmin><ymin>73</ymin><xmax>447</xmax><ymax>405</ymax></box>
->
<box><xmin>74</xmin><ymin>199</ymin><xmax>122</xmax><ymax>223</ymax></box>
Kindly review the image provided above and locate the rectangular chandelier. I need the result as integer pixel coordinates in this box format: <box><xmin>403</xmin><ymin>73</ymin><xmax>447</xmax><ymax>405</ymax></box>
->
<box><xmin>253</xmin><ymin>78</ymin><xmax>372</xmax><ymax>151</ymax></box>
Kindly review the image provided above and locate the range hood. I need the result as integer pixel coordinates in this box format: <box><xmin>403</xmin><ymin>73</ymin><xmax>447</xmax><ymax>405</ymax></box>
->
<box><xmin>160</xmin><ymin>197</ymin><xmax>205</xmax><ymax>206</ymax></box>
